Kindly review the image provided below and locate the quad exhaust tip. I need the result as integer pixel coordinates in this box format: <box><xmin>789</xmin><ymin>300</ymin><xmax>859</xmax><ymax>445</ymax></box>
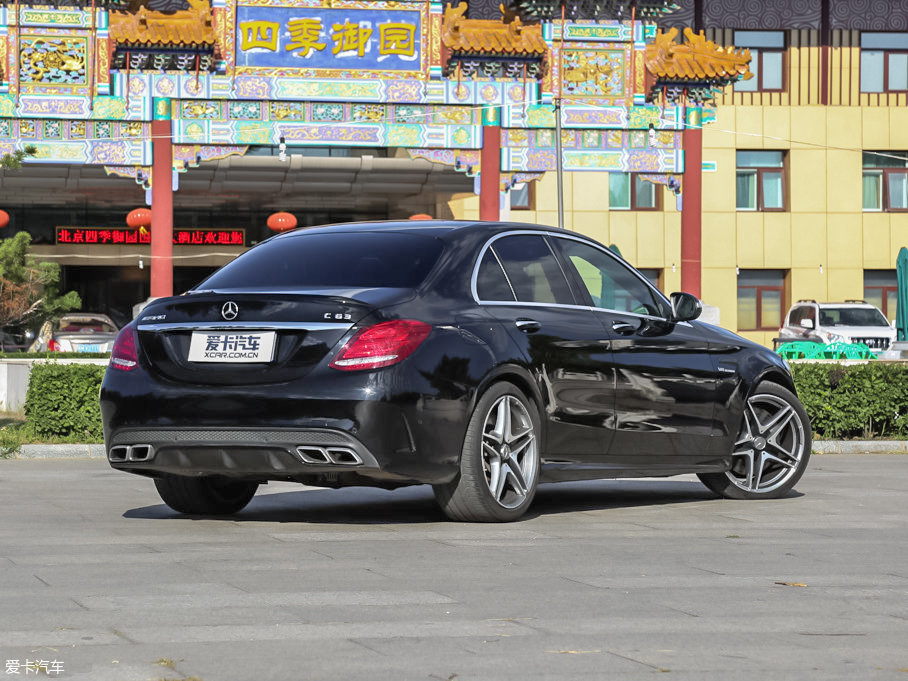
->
<box><xmin>295</xmin><ymin>446</ymin><xmax>362</xmax><ymax>466</ymax></box>
<box><xmin>109</xmin><ymin>444</ymin><xmax>155</xmax><ymax>463</ymax></box>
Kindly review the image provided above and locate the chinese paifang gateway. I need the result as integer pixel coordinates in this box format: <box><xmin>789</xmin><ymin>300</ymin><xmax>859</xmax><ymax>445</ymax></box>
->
<box><xmin>1</xmin><ymin>0</ymin><xmax>750</xmax><ymax>325</ymax></box>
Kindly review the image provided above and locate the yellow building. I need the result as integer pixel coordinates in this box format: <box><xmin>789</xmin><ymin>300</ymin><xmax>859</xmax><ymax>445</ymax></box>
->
<box><xmin>451</xmin><ymin>14</ymin><xmax>908</xmax><ymax>348</ymax></box>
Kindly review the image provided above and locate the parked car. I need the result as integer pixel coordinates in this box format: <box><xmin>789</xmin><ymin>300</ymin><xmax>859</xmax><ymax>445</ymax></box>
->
<box><xmin>30</xmin><ymin>313</ymin><xmax>119</xmax><ymax>353</ymax></box>
<box><xmin>0</xmin><ymin>328</ymin><xmax>34</xmax><ymax>352</ymax></box>
<box><xmin>778</xmin><ymin>300</ymin><xmax>896</xmax><ymax>352</ymax></box>
<box><xmin>101</xmin><ymin>221</ymin><xmax>812</xmax><ymax>522</ymax></box>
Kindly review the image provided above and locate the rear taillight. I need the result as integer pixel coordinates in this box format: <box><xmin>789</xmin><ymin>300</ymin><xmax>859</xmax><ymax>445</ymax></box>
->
<box><xmin>110</xmin><ymin>325</ymin><xmax>138</xmax><ymax>371</ymax></box>
<box><xmin>47</xmin><ymin>339</ymin><xmax>61</xmax><ymax>352</ymax></box>
<box><xmin>330</xmin><ymin>320</ymin><xmax>431</xmax><ymax>371</ymax></box>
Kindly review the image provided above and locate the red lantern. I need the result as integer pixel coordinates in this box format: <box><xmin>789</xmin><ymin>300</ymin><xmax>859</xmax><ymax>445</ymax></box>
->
<box><xmin>0</xmin><ymin>210</ymin><xmax>9</xmax><ymax>229</ymax></box>
<box><xmin>409</xmin><ymin>213</ymin><xmax>433</xmax><ymax>220</ymax></box>
<box><xmin>267</xmin><ymin>212</ymin><xmax>298</xmax><ymax>233</ymax></box>
<box><xmin>126</xmin><ymin>208</ymin><xmax>152</xmax><ymax>229</ymax></box>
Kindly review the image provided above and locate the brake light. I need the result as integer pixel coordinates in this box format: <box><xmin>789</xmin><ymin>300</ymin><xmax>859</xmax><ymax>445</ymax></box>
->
<box><xmin>47</xmin><ymin>339</ymin><xmax>61</xmax><ymax>352</ymax></box>
<box><xmin>330</xmin><ymin>320</ymin><xmax>431</xmax><ymax>371</ymax></box>
<box><xmin>110</xmin><ymin>325</ymin><xmax>138</xmax><ymax>371</ymax></box>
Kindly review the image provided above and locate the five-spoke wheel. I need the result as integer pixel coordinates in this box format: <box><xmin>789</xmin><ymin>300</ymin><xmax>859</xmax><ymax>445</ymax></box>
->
<box><xmin>435</xmin><ymin>382</ymin><xmax>540</xmax><ymax>522</ymax></box>
<box><xmin>699</xmin><ymin>382</ymin><xmax>811</xmax><ymax>500</ymax></box>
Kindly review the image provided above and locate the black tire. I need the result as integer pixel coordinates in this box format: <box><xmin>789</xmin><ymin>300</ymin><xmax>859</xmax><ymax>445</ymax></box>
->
<box><xmin>154</xmin><ymin>475</ymin><xmax>258</xmax><ymax>515</ymax></box>
<box><xmin>699</xmin><ymin>381</ymin><xmax>812</xmax><ymax>500</ymax></box>
<box><xmin>434</xmin><ymin>382</ymin><xmax>541</xmax><ymax>522</ymax></box>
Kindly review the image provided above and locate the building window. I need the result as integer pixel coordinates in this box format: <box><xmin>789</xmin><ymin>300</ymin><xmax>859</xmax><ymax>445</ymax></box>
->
<box><xmin>609</xmin><ymin>173</ymin><xmax>660</xmax><ymax>211</ymax></box>
<box><xmin>736</xmin><ymin>151</ymin><xmax>786</xmax><ymax>211</ymax></box>
<box><xmin>862</xmin><ymin>151</ymin><xmax>908</xmax><ymax>211</ymax></box>
<box><xmin>864</xmin><ymin>270</ymin><xmax>898</xmax><ymax>322</ymax></box>
<box><xmin>734</xmin><ymin>31</ymin><xmax>785</xmax><ymax>92</ymax></box>
<box><xmin>509</xmin><ymin>182</ymin><xmax>534</xmax><ymax>210</ymax></box>
<box><xmin>738</xmin><ymin>269</ymin><xmax>786</xmax><ymax>331</ymax></box>
<box><xmin>860</xmin><ymin>32</ymin><xmax>908</xmax><ymax>93</ymax></box>
<box><xmin>637</xmin><ymin>268</ymin><xmax>662</xmax><ymax>291</ymax></box>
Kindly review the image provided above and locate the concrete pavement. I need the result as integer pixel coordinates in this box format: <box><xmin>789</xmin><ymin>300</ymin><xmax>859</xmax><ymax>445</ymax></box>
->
<box><xmin>1</xmin><ymin>455</ymin><xmax>906</xmax><ymax>680</ymax></box>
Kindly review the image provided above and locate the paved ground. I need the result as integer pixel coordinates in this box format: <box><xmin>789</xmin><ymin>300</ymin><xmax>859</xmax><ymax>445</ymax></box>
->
<box><xmin>1</xmin><ymin>455</ymin><xmax>906</xmax><ymax>681</ymax></box>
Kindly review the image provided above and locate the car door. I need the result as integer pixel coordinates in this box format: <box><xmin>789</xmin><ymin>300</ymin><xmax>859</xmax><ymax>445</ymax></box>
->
<box><xmin>474</xmin><ymin>232</ymin><xmax>616</xmax><ymax>463</ymax></box>
<box><xmin>551</xmin><ymin>236</ymin><xmax>723</xmax><ymax>469</ymax></box>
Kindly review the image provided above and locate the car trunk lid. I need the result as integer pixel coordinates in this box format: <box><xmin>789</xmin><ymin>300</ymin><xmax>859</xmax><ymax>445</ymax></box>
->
<box><xmin>134</xmin><ymin>289</ymin><xmax>405</xmax><ymax>385</ymax></box>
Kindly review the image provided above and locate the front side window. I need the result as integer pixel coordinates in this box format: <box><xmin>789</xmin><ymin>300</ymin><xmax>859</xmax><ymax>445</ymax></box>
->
<box><xmin>734</xmin><ymin>31</ymin><xmax>786</xmax><ymax>92</ymax></box>
<box><xmin>738</xmin><ymin>270</ymin><xmax>786</xmax><ymax>331</ymax></box>
<box><xmin>553</xmin><ymin>238</ymin><xmax>668</xmax><ymax>317</ymax></box>
<box><xmin>609</xmin><ymin>173</ymin><xmax>660</xmax><ymax>211</ymax></box>
<box><xmin>862</xmin><ymin>151</ymin><xmax>908</xmax><ymax>211</ymax></box>
<box><xmin>489</xmin><ymin>235</ymin><xmax>575</xmax><ymax>305</ymax></box>
<box><xmin>787</xmin><ymin>304</ymin><xmax>816</xmax><ymax>328</ymax></box>
<box><xmin>864</xmin><ymin>270</ymin><xmax>898</xmax><ymax>322</ymax></box>
<box><xmin>736</xmin><ymin>151</ymin><xmax>786</xmax><ymax>211</ymax></box>
<box><xmin>860</xmin><ymin>32</ymin><xmax>908</xmax><ymax>93</ymax></box>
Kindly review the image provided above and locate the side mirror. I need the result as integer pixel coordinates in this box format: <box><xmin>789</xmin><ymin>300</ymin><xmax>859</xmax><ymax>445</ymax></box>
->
<box><xmin>669</xmin><ymin>292</ymin><xmax>702</xmax><ymax>322</ymax></box>
<box><xmin>800</xmin><ymin>318</ymin><xmax>814</xmax><ymax>330</ymax></box>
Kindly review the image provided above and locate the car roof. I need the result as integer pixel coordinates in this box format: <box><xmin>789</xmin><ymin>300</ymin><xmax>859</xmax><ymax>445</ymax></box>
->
<box><xmin>795</xmin><ymin>301</ymin><xmax>878</xmax><ymax>308</ymax></box>
<box><xmin>57</xmin><ymin>313</ymin><xmax>116</xmax><ymax>322</ymax></box>
<box><xmin>271</xmin><ymin>220</ymin><xmax>578</xmax><ymax>241</ymax></box>
<box><xmin>816</xmin><ymin>302</ymin><xmax>878</xmax><ymax>308</ymax></box>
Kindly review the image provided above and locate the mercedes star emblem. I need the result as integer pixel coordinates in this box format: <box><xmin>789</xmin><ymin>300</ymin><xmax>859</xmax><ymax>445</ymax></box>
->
<box><xmin>221</xmin><ymin>301</ymin><xmax>239</xmax><ymax>320</ymax></box>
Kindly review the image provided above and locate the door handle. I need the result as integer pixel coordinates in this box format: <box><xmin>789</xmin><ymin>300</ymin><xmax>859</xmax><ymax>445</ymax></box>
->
<box><xmin>515</xmin><ymin>318</ymin><xmax>541</xmax><ymax>333</ymax></box>
<box><xmin>611</xmin><ymin>320</ymin><xmax>637</xmax><ymax>336</ymax></box>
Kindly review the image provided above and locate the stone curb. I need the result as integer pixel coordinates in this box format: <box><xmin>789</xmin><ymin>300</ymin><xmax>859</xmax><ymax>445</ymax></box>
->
<box><xmin>13</xmin><ymin>444</ymin><xmax>106</xmax><ymax>459</ymax></box>
<box><xmin>812</xmin><ymin>440</ymin><xmax>908</xmax><ymax>454</ymax></box>
<box><xmin>4</xmin><ymin>440</ymin><xmax>907</xmax><ymax>460</ymax></box>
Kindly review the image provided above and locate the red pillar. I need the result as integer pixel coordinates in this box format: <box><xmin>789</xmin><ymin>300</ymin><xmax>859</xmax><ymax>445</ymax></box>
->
<box><xmin>479</xmin><ymin>110</ymin><xmax>501</xmax><ymax>222</ymax></box>
<box><xmin>681</xmin><ymin>109</ymin><xmax>702</xmax><ymax>298</ymax></box>
<box><xmin>150</xmin><ymin>102</ymin><xmax>173</xmax><ymax>298</ymax></box>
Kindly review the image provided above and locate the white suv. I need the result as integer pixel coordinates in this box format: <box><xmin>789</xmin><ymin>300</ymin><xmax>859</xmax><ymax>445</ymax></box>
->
<box><xmin>779</xmin><ymin>300</ymin><xmax>896</xmax><ymax>352</ymax></box>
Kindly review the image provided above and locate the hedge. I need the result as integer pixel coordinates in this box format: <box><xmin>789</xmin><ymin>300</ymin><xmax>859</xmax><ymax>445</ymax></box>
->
<box><xmin>23</xmin><ymin>363</ymin><xmax>106</xmax><ymax>440</ymax></box>
<box><xmin>791</xmin><ymin>362</ymin><xmax>908</xmax><ymax>440</ymax></box>
<box><xmin>9</xmin><ymin>361</ymin><xmax>908</xmax><ymax>444</ymax></box>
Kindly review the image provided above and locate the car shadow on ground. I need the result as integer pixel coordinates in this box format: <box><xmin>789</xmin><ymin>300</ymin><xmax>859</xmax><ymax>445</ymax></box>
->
<box><xmin>122</xmin><ymin>478</ymin><xmax>795</xmax><ymax>524</ymax></box>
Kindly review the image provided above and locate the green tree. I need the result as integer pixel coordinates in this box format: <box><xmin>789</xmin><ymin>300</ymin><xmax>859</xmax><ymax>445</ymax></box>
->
<box><xmin>0</xmin><ymin>144</ymin><xmax>38</xmax><ymax>170</ymax></box>
<box><xmin>0</xmin><ymin>232</ymin><xmax>81</xmax><ymax>330</ymax></box>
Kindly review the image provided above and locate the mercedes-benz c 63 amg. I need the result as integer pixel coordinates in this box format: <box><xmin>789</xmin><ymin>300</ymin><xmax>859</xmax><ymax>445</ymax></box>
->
<box><xmin>101</xmin><ymin>221</ymin><xmax>811</xmax><ymax>522</ymax></box>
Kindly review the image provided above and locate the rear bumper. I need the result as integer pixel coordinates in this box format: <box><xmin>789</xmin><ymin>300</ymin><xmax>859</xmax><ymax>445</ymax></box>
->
<box><xmin>102</xmin><ymin>392</ymin><xmax>466</xmax><ymax>486</ymax></box>
<box><xmin>100</xmin><ymin>326</ymin><xmax>485</xmax><ymax>486</ymax></box>
<box><xmin>105</xmin><ymin>427</ymin><xmax>418</xmax><ymax>483</ymax></box>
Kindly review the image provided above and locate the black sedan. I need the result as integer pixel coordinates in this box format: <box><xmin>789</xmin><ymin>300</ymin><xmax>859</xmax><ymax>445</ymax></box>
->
<box><xmin>100</xmin><ymin>221</ymin><xmax>811</xmax><ymax>522</ymax></box>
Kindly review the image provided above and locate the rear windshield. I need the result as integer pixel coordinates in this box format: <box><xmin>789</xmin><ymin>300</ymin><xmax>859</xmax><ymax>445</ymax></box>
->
<box><xmin>197</xmin><ymin>232</ymin><xmax>444</xmax><ymax>290</ymax></box>
<box><xmin>819</xmin><ymin>307</ymin><xmax>889</xmax><ymax>327</ymax></box>
<box><xmin>56</xmin><ymin>318</ymin><xmax>117</xmax><ymax>333</ymax></box>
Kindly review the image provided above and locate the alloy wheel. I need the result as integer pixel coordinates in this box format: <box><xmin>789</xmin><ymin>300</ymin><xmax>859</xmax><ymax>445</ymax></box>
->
<box><xmin>480</xmin><ymin>394</ymin><xmax>538</xmax><ymax>509</ymax></box>
<box><xmin>727</xmin><ymin>392</ymin><xmax>807</xmax><ymax>494</ymax></box>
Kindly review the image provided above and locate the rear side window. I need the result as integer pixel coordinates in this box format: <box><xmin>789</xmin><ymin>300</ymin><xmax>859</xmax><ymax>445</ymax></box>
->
<box><xmin>198</xmin><ymin>232</ymin><xmax>443</xmax><ymax>289</ymax></box>
<box><xmin>491</xmin><ymin>235</ymin><xmax>575</xmax><ymax>305</ymax></box>
<box><xmin>476</xmin><ymin>249</ymin><xmax>515</xmax><ymax>301</ymax></box>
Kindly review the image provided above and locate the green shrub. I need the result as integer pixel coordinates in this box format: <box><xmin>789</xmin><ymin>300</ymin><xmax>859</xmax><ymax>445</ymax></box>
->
<box><xmin>791</xmin><ymin>362</ymin><xmax>908</xmax><ymax>439</ymax></box>
<box><xmin>24</xmin><ymin>363</ymin><xmax>106</xmax><ymax>440</ymax></box>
